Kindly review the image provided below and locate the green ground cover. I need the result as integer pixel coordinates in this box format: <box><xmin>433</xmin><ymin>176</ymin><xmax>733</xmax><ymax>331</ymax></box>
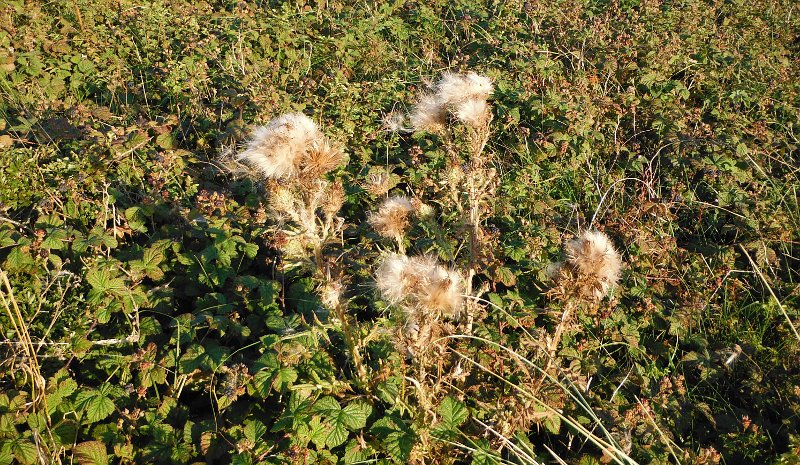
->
<box><xmin>1</xmin><ymin>0</ymin><xmax>799</xmax><ymax>463</ymax></box>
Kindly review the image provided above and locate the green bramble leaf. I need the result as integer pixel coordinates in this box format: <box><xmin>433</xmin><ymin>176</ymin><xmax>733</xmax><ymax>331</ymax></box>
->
<box><xmin>86</xmin><ymin>266</ymin><xmax>126</xmax><ymax>303</ymax></box>
<box><xmin>73</xmin><ymin>441</ymin><xmax>108</xmax><ymax>465</ymax></box>
<box><xmin>243</xmin><ymin>419</ymin><xmax>267</xmax><ymax>444</ymax></box>
<box><xmin>7</xmin><ymin>438</ymin><xmax>37</xmax><ymax>465</ymax></box>
<box><xmin>371</xmin><ymin>416</ymin><xmax>415</xmax><ymax>462</ymax></box>
<box><xmin>0</xmin><ymin>442</ymin><xmax>12</xmax><ymax>465</ymax></box>
<box><xmin>340</xmin><ymin>401</ymin><xmax>372</xmax><ymax>430</ymax></box>
<box><xmin>74</xmin><ymin>388</ymin><xmax>115</xmax><ymax>424</ymax></box>
<box><xmin>130</xmin><ymin>246</ymin><xmax>165</xmax><ymax>280</ymax></box>
<box><xmin>438</xmin><ymin>396</ymin><xmax>468</xmax><ymax>429</ymax></box>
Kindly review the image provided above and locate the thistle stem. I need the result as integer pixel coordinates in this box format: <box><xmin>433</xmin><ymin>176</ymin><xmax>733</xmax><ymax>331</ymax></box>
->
<box><xmin>332</xmin><ymin>302</ymin><xmax>368</xmax><ymax>386</ymax></box>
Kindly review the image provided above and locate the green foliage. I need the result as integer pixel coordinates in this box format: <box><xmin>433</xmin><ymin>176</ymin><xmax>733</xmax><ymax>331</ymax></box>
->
<box><xmin>1</xmin><ymin>0</ymin><xmax>799</xmax><ymax>464</ymax></box>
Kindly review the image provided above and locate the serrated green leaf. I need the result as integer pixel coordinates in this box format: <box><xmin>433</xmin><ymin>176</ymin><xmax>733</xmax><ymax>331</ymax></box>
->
<box><xmin>243</xmin><ymin>419</ymin><xmax>267</xmax><ymax>443</ymax></box>
<box><xmin>52</xmin><ymin>420</ymin><xmax>79</xmax><ymax>446</ymax></box>
<box><xmin>86</xmin><ymin>266</ymin><xmax>126</xmax><ymax>303</ymax></box>
<box><xmin>40</xmin><ymin>228</ymin><xmax>67</xmax><ymax>250</ymax></box>
<box><xmin>438</xmin><ymin>396</ymin><xmax>468</xmax><ymax>429</ymax></box>
<box><xmin>314</xmin><ymin>396</ymin><xmax>342</xmax><ymax>415</ymax></box>
<box><xmin>544</xmin><ymin>413</ymin><xmax>561</xmax><ymax>434</ymax></box>
<box><xmin>470</xmin><ymin>439</ymin><xmax>502</xmax><ymax>465</ymax></box>
<box><xmin>10</xmin><ymin>439</ymin><xmax>37</xmax><ymax>465</ymax></box>
<box><xmin>343</xmin><ymin>439</ymin><xmax>373</xmax><ymax>465</ymax></box>
<box><xmin>73</xmin><ymin>441</ymin><xmax>108</xmax><ymax>465</ymax></box>
<box><xmin>340</xmin><ymin>401</ymin><xmax>371</xmax><ymax>430</ymax></box>
<box><xmin>371</xmin><ymin>416</ymin><xmax>415</xmax><ymax>462</ymax></box>
<box><xmin>308</xmin><ymin>416</ymin><xmax>330</xmax><ymax>449</ymax></box>
<box><xmin>75</xmin><ymin>389</ymin><xmax>115</xmax><ymax>423</ymax></box>
<box><xmin>131</xmin><ymin>246</ymin><xmax>165</xmax><ymax>280</ymax></box>
<box><xmin>242</xmin><ymin>242</ymin><xmax>258</xmax><ymax>259</ymax></box>
<box><xmin>0</xmin><ymin>442</ymin><xmax>12</xmax><ymax>465</ymax></box>
<box><xmin>272</xmin><ymin>367</ymin><xmax>298</xmax><ymax>391</ymax></box>
<box><xmin>5</xmin><ymin>246</ymin><xmax>35</xmax><ymax>272</ymax></box>
<box><xmin>326</xmin><ymin>422</ymin><xmax>348</xmax><ymax>448</ymax></box>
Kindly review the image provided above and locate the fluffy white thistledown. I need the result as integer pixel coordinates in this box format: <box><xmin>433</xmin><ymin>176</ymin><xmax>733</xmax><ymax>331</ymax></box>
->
<box><xmin>563</xmin><ymin>230</ymin><xmax>622</xmax><ymax>299</ymax></box>
<box><xmin>409</xmin><ymin>71</ymin><xmax>494</xmax><ymax>131</ymax></box>
<box><xmin>409</xmin><ymin>93</ymin><xmax>448</xmax><ymax>133</ymax></box>
<box><xmin>375</xmin><ymin>253</ymin><xmax>464</xmax><ymax>317</ymax></box>
<box><xmin>434</xmin><ymin>71</ymin><xmax>493</xmax><ymax>105</ymax></box>
<box><xmin>236</xmin><ymin>113</ymin><xmax>345</xmax><ymax>179</ymax></box>
<box><xmin>454</xmin><ymin>98</ymin><xmax>491</xmax><ymax>128</ymax></box>
<box><xmin>368</xmin><ymin>196</ymin><xmax>415</xmax><ymax>240</ymax></box>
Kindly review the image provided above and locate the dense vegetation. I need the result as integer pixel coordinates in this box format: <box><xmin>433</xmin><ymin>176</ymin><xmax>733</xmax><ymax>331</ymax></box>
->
<box><xmin>2</xmin><ymin>0</ymin><xmax>800</xmax><ymax>463</ymax></box>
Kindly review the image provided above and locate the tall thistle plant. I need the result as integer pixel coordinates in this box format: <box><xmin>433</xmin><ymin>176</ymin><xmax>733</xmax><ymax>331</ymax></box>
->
<box><xmin>230</xmin><ymin>113</ymin><xmax>368</xmax><ymax>383</ymax></box>
<box><xmin>364</xmin><ymin>72</ymin><xmax>500</xmax><ymax>455</ymax></box>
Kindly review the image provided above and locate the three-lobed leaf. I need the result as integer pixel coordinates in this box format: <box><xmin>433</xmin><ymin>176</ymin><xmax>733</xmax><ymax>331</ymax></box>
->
<box><xmin>74</xmin><ymin>387</ymin><xmax>115</xmax><ymax>424</ymax></box>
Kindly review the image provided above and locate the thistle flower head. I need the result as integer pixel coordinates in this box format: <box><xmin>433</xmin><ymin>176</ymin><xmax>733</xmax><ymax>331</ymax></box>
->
<box><xmin>236</xmin><ymin>113</ymin><xmax>346</xmax><ymax>180</ymax></box>
<box><xmin>280</xmin><ymin>233</ymin><xmax>312</xmax><ymax>263</ymax></box>
<box><xmin>434</xmin><ymin>71</ymin><xmax>494</xmax><ymax>106</ymax></box>
<box><xmin>454</xmin><ymin>98</ymin><xmax>491</xmax><ymax>128</ymax></box>
<box><xmin>368</xmin><ymin>196</ymin><xmax>415</xmax><ymax>240</ymax></box>
<box><xmin>375</xmin><ymin>253</ymin><xmax>415</xmax><ymax>304</ymax></box>
<box><xmin>418</xmin><ymin>265</ymin><xmax>463</xmax><ymax>317</ymax></box>
<box><xmin>409</xmin><ymin>71</ymin><xmax>493</xmax><ymax>132</ymax></box>
<box><xmin>409</xmin><ymin>93</ymin><xmax>447</xmax><ymax>133</ymax></box>
<box><xmin>321</xmin><ymin>181</ymin><xmax>345</xmax><ymax>217</ymax></box>
<box><xmin>564</xmin><ymin>230</ymin><xmax>622</xmax><ymax>299</ymax></box>
<box><xmin>236</xmin><ymin>113</ymin><xmax>320</xmax><ymax>179</ymax></box>
<box><xmin>363</xmin><ymin>168</ymin><xmax>396</xmax><ymax>197</ymax></box>
<box><xmin>268</xmin><ymin>184</ymin><xmax>298</xmax><ymax>217</ymax></box>
<box><xmin>375</xmin><ymin>253</ymin><xmax>464</xmax><ymax>318</ymax></box>
<box><xmin>318</xmin><ymin>279</ymin><xmax>344</xmax><ymax>309</ymax></box>
<box><xmin>303</xmin><ymin>138</ymin><xmax>347</xmax><ymax>178</ymax></box>
<box><xmin>382</xmin><ymin>111</ymin><xmax>410</xmax><ymax>132</ymax></box>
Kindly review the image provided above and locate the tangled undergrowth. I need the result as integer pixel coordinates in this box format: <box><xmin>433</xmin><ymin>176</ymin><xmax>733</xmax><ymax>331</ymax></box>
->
<box><xmin>1</xmin><ymin>0</ymin><xmax>800</xmax><ymax>464</ymax></box>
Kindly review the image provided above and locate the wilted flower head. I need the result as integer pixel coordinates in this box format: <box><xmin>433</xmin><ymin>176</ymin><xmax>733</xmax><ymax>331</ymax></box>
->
<box><xmin>454</xmin><ymin>98</ymin><xmax>491</xmax><ymax>128</ymax></box>
<box><xmin>369</xmin><ymin>196</ymin><xmax>415</xmax><ymax>240</ymax></box>
<box><xmin>409</xmin><ymin>93</ymin><xmax>447</xmax><ymax>133</ymax></box>
<box><xmin>363</xmin><ymin>168</ymin><xmax>397</xmax><ymax>197</ymax></box>
<box><xmin>318</xmin><ymin>279</ymin><xmax>344</xmax><ymax>309</ymax></box>
<box><xmin>375</xmin><ymin>253</ymin><xmax>464</xmax><ymax>318</ymax></box>
<box><xmin>321</xmin><ymin>181</ymin><xmax>345</xmax><ymax>217</ymax></box>
<box><xmin>236</xmin><ymin>113</ymin><xmax>346</xmax><ymax>179</ymax></box>
<box><xmin>303</xmin><ymin>137</ymin><xmax>347</xmax><ymax>179</ymax></box>
<box><xmin>382</xmin><ymin>111</ymin><xmax>410</xmax><ymax>132</ymax></box>
<box><xmin>434</xmin><ymin>71</ymin><xmax>494</xmax><ymax>106</ymax></box>
<box><xmin>375</xmin><ymin>253</ymin><xmax>415</xmax><ymax>304</ymax></box>
<box><xmin>409</xmin><ymin>71</ymin><xmax>493</xmax><ymax>132</ymax></box>
<box><xmin>562</xmin><ymin>230</ymin><xmax>622</xmax><ymax>299</ymax></box>
<box><xmin>268</xmin><ymin>184</ymin><xmax>298</xmax><ymax>217</ymax></box>
<box><xmin>416</xmin><ymin>260</ymin><xmax>463</xmax><ymax>317</ymax></box>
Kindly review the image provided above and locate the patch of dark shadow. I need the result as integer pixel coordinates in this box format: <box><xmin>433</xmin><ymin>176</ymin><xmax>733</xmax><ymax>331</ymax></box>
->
<box><xmin>36</xmin><ymin>116</ymin><xmax>83</xmax><ymax>142</ymax></box>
